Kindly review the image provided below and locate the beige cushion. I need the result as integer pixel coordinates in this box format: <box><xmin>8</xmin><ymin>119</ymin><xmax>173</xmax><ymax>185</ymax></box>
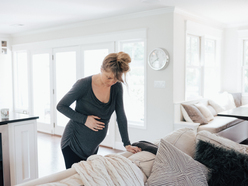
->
<box><xmin>198</xmin><ymin>116</ymin><xmax>239</xmax><ymax>133</ymax></box>
<box><xmin>181</xmin><ymin>105</ymin><xmax>193</xmax><ymax>122</ymax></box>
<box><xmin>119</xmin><ymin>151</ymin><xmax>134</xmax><ymax>158</ymax></box>
<box><xmin>181</xmin><ymin>104</ymin><xmax>208</xmax><ymax>124</ymax></box>
<box><xmin>194</xmin><ymin>103</ymin><xmax>214</xmax><ymax>122</ymax></box>
<box><xmin>146</xmin><ymin>139</ymin><xmax>208</xmax><ymax>186</ymax></box>
<box><xmin>196</xmin><ymin>130</ymin><xmax>248</xmax><ymax>155</ymax></box>
<box><xmin>128</xmin><ymin>151</ymin><xmax>155</xmax><ymax>178</ymax></box>
<box><xmin>209</xmin><ymin>99</ymin><xmax>225</xmax><ymax>113</ymax></box>
<box><xmin>162</xmin><ymin>128</ymin><xmax>196</xmax><ymax>157</ymax></box>
<box><xmin>207</xmin><ymin>105</ymin><xmax>217</xmax><ymax>116</ymax></box>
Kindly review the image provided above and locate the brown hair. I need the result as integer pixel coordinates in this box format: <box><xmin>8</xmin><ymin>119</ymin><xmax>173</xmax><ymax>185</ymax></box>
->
<box><xmin>101</xmin><ymin>52</ymin><xmax>131</xmax><ymax>83</ymax></box>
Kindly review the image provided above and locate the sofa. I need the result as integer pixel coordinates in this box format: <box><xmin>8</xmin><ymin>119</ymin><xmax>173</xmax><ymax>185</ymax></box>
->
<box><xmin>17</xmin><ymin>128</ymin><xmax>248</xmax><ymax>186</ymax></box>
<box><xmin>174</xmin><ymin>92</ymin><xmax>248</xmax><ymax>143</ymax></box>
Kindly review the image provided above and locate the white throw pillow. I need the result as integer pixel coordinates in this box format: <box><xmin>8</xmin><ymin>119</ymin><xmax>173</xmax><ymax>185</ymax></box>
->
<box><xmin>162</xmin><ymin>128</ymin><xmax>196</xmax><ymax>157</ymax></box>
<box><xmin>210</xmin><ymin>92</ymin><xmax>236</xmax><ymax>110</ymax></box>
<box><xmin>146</xmin><ymin>139</ymin><xmax>208</xmax><ymax>186</ymax></box>
<box><xmin>194</xmin><ymin>103</ymin><xmax>214</xmax><ymax>122</ymax></box>
<box><xmin>209</xmin><ymin>99</ymin><xmax>225</xmax><ymax>113</ymax></box>
<box><xmin>128</xmin><ymin>151</ymin><xmax>155</xmax><ymax>178</ymax></box>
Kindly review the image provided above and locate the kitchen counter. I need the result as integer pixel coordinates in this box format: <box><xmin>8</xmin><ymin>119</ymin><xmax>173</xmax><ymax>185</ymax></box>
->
<box><xmin>0</xmin><ymin>113</ymin><xmax>39</xmax><ymax>125</ymax></box>
<box><xmin>0</xmin><ymin>114</ymin><xmax>39</xmax><ymax>185</ymax></box>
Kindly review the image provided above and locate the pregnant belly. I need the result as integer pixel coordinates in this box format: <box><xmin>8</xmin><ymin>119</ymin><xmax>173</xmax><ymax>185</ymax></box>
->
<box><xmin>77</xmin><ymin>122</ymin><xmax>108</xmax><ymax>149</ymax></box>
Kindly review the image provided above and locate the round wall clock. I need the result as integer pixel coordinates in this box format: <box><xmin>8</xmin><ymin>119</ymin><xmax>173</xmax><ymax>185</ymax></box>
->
<box><xmin>148</xmin><ymin>48</ymin><xmax>169</xmax><ymax>70</ymax></box>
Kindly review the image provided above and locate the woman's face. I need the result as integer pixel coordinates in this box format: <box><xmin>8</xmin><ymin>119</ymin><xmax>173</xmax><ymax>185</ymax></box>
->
<box><xmin>101</xmin><ymin>69</ymin><xmax>118</xmax><ymax>87</ymax></box>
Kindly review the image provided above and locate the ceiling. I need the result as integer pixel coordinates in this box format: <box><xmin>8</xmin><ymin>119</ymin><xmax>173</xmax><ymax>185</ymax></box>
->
<box><xmin>1</xmin><ymin>0</ymin><xmax>248</xmax><ymax>35</ymax></box>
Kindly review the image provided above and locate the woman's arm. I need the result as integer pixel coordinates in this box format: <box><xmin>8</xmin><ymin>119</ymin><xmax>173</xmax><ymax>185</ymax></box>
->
<box><xmin>56</xmin><ymin>79</ymin><xmax>88</xmax><ymax>124</ymax></box>
<box><xmin>115</xmin><ymin>83</ymin><xmax>131</xmax><ymax>146</ymax></box>
<box><xmin>115</xmin><ymin>83</ymin><xmax>141</xmax><ymax>153</ymax></box>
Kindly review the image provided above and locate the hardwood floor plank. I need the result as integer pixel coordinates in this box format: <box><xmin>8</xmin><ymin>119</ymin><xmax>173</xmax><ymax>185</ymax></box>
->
<box><xmin>37</xmin><ymin>132</ymin><xmax>124</xmax><ymax>178</ymax></box>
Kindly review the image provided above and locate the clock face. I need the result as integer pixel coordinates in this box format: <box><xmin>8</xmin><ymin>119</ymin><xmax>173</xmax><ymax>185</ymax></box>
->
<box><xmin>148</xmin><ymin>48</ymin><xmax>169</xmax><ymax>70</ymax></box>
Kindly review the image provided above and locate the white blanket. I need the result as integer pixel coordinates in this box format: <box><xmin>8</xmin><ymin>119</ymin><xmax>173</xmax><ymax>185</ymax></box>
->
<box><xmin>38</xmin><ymin>154</ymin><xmax>144</xmax><ymax>186</ymax></box>
<box><xmin>73</xmin><ymin>154</ymin><xmax>144</xmax><ymax>186</ymax></box>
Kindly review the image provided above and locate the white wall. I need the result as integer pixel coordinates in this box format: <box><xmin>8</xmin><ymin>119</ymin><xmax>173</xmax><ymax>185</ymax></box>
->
<box><xmin>222</xmin><ymin>28</ymin><xmax>241</xmax><ymax>92</ymax></box>
<box><xmin>11</xmin><ymin>9</ymin><xmax>175</xmax><ymax>145</ymax></box>
<box><xmin>173</xmin><ymin>13</ymin><xmax>186</xmax><ymax>103</ymax></box>
<box><xmin>222</xmin><ymin>26</ymin><xmax>248</xmax><ymax>93</ymax></box>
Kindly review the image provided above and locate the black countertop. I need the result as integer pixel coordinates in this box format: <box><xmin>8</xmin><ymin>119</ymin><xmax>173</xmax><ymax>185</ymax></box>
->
<box><xmin>0</xmin><ymin>113</ymin><xmax>39</xmax><ymax>125</ymax></box>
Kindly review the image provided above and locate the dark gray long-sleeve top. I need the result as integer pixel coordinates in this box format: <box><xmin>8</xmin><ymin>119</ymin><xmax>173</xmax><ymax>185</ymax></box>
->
<box><xmin>57</xmin><ymin>76</ymin><xmax>131</xmax><ymax>159</ymax></box>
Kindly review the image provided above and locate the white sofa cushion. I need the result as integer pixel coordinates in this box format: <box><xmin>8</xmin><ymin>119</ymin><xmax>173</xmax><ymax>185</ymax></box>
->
<box><xmin>194</xmin><ymin>103</ymin><xmax>214</xmax><ymax>122</ymax></box>
<box><xmin>146</xmin><ymin>139</ymin><xmax>208</xmax><ymax>186</ymax></box>
<box><xmin>196</xmin><ymin>130</ymin><xmax>248</xmax><ymax>155</ymax></box>
<box><xmin>162</xmin><ymin>128</ymin><xmax>196</xmax><ymax>157</ymax></box>
<box><xmin>198</xmin><ymin>116</ymin><xmax>240</xmax><ymax>133</ymax></box>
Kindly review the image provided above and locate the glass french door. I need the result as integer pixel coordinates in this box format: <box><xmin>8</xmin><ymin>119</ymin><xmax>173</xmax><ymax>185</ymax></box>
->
<box><xmin>32</xmin><ymin>43</ymin><xmax>117</xmax><ymax>143</ymax></box>
<box><xmin>32</xmin><ymin>50</ymin><xmax>53</xmax><ymax>133</ymax></box>
<box><xmin>32</xmin><ymin>47</ymin><xmax>79</xmax><ymax>135</ymax></box>
<box><xmin>53</xmin><ymin>47</ymin><xmax>79</xmax><ymax>135</ymax></box>
<box><xmin>81</xmin><ymin>42</ymin><xmax>115</xmax><ymax>147</ymax></box>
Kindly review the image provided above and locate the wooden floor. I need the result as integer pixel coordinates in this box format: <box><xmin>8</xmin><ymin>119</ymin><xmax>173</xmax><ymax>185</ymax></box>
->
<box><xmin>37</xmin><ymin>132</ymin><xmax>124</xmax><ymax>178</ymax></box>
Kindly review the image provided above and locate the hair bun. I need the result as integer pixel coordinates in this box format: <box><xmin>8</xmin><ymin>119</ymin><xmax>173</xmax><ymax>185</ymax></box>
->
<box><xmin>117</xmin><ymin>52</ymin><xmax>131</xmax><ymax>64</ymax></box>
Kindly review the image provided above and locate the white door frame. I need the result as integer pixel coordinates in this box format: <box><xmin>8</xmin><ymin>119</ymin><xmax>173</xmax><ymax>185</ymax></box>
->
<box><xmin>30</xmin><ymin>49</ymin><xmax>54</xmax><ymax>134</ymax></box>
<box><xmin>52</xmin><ymin>46</ymin><xmax>80</xmax><ymax>135</ymax></box>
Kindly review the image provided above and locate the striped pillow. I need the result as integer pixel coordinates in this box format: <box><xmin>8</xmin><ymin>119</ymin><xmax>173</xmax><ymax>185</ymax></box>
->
<box><xmin>146</xmin><ymin>139</ymin><xmax>208</xmax><ymax>186</ymax></box>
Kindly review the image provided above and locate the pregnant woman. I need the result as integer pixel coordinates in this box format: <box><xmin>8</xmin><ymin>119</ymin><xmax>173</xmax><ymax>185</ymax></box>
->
<box><xmin>57</xmin><ymin>51</ymin><xmax>141</xmax><ymax>169</ymax></box>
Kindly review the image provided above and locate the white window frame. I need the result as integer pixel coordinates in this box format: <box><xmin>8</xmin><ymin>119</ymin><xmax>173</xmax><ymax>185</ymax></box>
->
<box><xmin>185</xmin><ymin>35</ymin><xmax>202</xmax><ymax>100</ymax></box>
<box><xmin>242</xmin><ymin>40</ymin><xmax>248</xmax><ymax>94</ymax></box>
<box><xmin>185</xmin><ymin>21</ymin><xmax>222</xmax><ymax>100</ymax></box>
<box><xmin>185</xmin><ymin>34</ymin><xmax>221</xmax><ymax>100</ymax></box>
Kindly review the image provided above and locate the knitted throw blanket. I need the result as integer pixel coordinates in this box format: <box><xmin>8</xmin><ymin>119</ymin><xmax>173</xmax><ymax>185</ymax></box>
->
<box><xmin>72</xmin><ymin>154</ymin><xmax>144</xmax><ymax>186</ymax></box>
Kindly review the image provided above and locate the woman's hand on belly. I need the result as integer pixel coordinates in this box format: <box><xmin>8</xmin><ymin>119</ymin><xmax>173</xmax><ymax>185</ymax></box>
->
<box><xmin>85</xmin><ymin>115</ymin><xmax>105</xmax><ymax>132</ymax></box>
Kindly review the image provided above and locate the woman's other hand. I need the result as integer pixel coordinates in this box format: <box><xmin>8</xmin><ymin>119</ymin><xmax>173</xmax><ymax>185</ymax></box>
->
<box><xmin>85</xmin><ymin>115</ymin><xmax>105</xmax><ymax>131</ymax></box>
<box><xmin>125</xmin><ymin>145</ymin><xmax>141</xmax><ymax>153</ymax></box>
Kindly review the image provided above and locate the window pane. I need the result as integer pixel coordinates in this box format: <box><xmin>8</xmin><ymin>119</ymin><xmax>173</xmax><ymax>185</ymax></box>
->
<box><xmin>56</xmin><ymin>51</ymin><xmax>77</xmax><ymax>127</ymax></box>
<box><xmin>120</xmin><ymin>41</ymin><xmax>145</xmax><ymax>126</ymax></box>
<box><xmin>14</xmin><ymin>52</ymin><xmax>28</xmax><ymax>111</ymax></box>
<box><xmin>204</xmin><ymin>67</ymin><xmax>220</xmax><ymax>98</ymax></box>
<box><xmin>32</xmin><ymin>54</ymin><xmax>50</xmax><ymax>124</ymax></box>
<box><xmin>205</xmin><ymin>39</ymin><xmax>216</xmax><ymax>67</ymax></box>
<box><xmin>186</xmin><ymin>67</ymin><xmax>201</xmax><ymax>100</ymax></box>
<box><xmin>84</xmin><ymin>49</ymin><xmax>108</xmax><ymax>77</ymax></box>
<box><xmin>186</xmin><ymin>35</ymin><xmax>200</xmax><ymax>66</ymax></box>
<box><xmin>244</xmin><ymin>69</ymin><xmax>248</xmax><ymax>93</ymax></box>
<box><xmin>244</xmin><ymin>41</ymin><xmax>248</xmax><ymax>66</ymax></box>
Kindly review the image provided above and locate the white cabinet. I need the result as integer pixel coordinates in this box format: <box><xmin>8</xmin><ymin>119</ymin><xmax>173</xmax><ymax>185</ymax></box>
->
<box><xmin>8</xmin><ymin>119</ymin><xmax>38</xmax><ymax>185</ymax></box>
